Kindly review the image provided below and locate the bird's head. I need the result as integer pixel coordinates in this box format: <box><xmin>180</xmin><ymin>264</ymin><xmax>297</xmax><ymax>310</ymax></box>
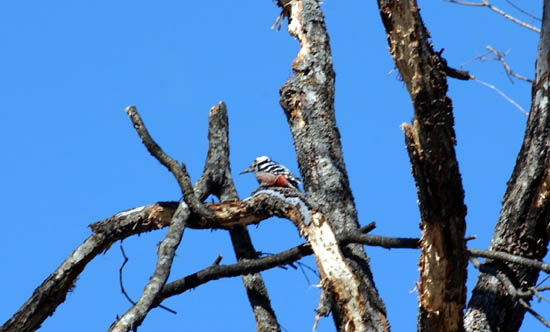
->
<box><xmin>240</xmin><ymin>156</ymin><xmax>271</xmax><ymax>174</ymax></box>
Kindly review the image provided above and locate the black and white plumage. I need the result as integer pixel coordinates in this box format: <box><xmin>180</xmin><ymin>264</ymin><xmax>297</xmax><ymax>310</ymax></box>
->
<box><xmin>240</xmin><ymin>156</ymin><xmax>301</xmax><ymax>189</ymax></box>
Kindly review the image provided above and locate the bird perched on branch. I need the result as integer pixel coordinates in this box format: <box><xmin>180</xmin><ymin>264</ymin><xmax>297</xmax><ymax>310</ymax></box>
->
<box><xmin>240</xmin><ymin>156</ymin><xmax>301</xmax><ymax>189</ymax></box>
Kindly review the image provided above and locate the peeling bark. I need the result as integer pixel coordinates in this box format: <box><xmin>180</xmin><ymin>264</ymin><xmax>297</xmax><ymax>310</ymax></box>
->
<box><xmin>376</xmin><ymin>1</ymin><xmax>467</xmax><ymax>331</ymax></box>
<box><xmin>277</xmin><ymin>1</ymin><xmax>389</xmax><ymax>331</ymax></box>
<box><xmin>465</xmin><ymin>1</ymin><xmax>550</xmax><ymax>331</ymax></box>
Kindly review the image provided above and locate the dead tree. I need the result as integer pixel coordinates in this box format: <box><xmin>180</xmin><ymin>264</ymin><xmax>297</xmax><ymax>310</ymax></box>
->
<box><xmin>2</xmin><ymin>1</ymin><xmax>550</xmax><ymax>332</ymax></box>
<box><xmin>464</xmin><ymin>1</ymin><xmax>550</xmax><ymax>331</ymax></box>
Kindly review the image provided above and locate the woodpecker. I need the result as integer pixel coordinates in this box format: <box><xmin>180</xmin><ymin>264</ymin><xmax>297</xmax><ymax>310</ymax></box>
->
<box><xmin>240</xmin><ymin>156</ymin><xmax>301</xmax><ymax>189</ymax></box>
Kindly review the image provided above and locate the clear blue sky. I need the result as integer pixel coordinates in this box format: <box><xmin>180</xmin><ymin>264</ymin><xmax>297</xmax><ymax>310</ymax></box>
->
<box><xmin>0</xmin><ymin>1</ymin><xmax>544</xmax><ymax>331</ymax></box>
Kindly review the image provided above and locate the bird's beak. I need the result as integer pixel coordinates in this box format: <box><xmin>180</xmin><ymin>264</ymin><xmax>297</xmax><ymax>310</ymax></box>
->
<box><xmin>240</xmin><ymin>166</ymin><xmax>253</xmax><ymax>175</ymax></box>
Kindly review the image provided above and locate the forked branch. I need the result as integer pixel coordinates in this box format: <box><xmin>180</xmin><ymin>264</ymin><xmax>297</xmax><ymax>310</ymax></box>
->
<box><xmin>125</xmin><ymin>106</ymin><xmax>213</xmax><ymax>219</ymax></box>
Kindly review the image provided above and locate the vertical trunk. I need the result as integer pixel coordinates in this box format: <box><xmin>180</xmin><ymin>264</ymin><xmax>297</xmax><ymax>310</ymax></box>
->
<box><xmin>199</xmin><ymin>103</ymin><xmax>280</xmax><ymax>332</ymax></box>
<box><xmin>278</xmin><ymin>1</ymin><xmax>389</xmax><ymax>331</ymax></box>
<box><xmin>376</xmin><ymin>1</ymin><xmax>468</xmax><ymax>332</ymax></box>
<box><xmin>465</xmin><ymin>2</ymin><xmax>550</xmax><ymax>331</ymax></box>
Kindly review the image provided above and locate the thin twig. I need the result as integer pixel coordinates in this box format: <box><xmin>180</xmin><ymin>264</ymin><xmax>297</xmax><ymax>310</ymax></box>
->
<box><xmin>531</xmin><ymin>286</ymin><xmax>550</xmax><ymax>303</ymax></box>
<box><xmin>460</xmin><ymin>50</ymin><xmax>493</xmax><ymax>68</ymax></box>
<box><xmin>519</xmin><ymin>298</ymin><xmax>550</xmax><ymax>327</ymax></box>
<box><xmin>118</xmin><ymin>242</ymin><xmax>176</xmax><ymax>314</ymax></box>
<box><xmin>537</xmin><ymin>274</ymin><xmax>550</xmax><ymax>288</ymax></box>
<box><xmin>505</xmin><ymin>0</ymin><xmax>541</xmax><ymax>22</ymax></box>
<box><xmin>446</xmin><ymin>0</ymin><xmax>485</xmax><ymax>6</ymax></box>
<box><xmin>473</xmin><ymin>78</ymin><xmax>529</xmax><ymax>116</ymax></box>
<box><xmin>297</xmin><ymin>262</ymin><xmax>313</xmax><ymax>285</ymax></box>
<box><xmin>486</xmin><ymin>46</ymin><xmax>533</xmax><ymax>83</ymax></box>
<box><xmin>118</xmin><ymin>242</ymin><xmax>134</xmax><ymax>306</ymax></box>
<box><xmin>445</xmin><ymin>0</ymin><xmax>540</xmax><ymax>33</ymax></box>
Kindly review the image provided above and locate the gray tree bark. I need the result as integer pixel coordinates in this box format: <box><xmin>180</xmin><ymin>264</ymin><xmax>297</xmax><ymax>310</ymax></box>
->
<box><xmin>464</xmin><ymin>1</ymin><xmax>550</xmax><ymax>331</ymax></box>
<box><xmin>376</xmin><ymin>1</ymin><xmax>468</xmax><ymax>331</ymax></box>
<box><xmin>277</xmin><ymin>0</ymin><xmax>389</xmax><ymax>331</ymax></box>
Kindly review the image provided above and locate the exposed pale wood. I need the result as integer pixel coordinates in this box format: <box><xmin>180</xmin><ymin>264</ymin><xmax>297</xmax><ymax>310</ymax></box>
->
<box><xmin>277</xmin><ymin>0</ymin><xmax>389</xmax><ymax>330</ymax></box>
<box><xmin>377</xmin><ymin>1</ymin><xmax>468</xmax><ymax>331</ymax></box>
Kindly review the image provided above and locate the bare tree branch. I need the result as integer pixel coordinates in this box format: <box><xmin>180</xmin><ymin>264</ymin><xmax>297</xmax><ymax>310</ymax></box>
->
<box><xmin>468</xmin><ymin>248</ymin><xmax>550</xmax><ymax>273</ymax></box>
<box><xmin>445</xmin><ymin>48</ymin><xmax>529</xmax><ymax>114</ymax></box>
<box><xmin>505</xmin><ymin>0</ymin><xmax>541</xmax><ymax>22</ymax></box>
<box><xmin>469</xmin><ymin>257</ymin><xmax>550</xmax><ymax>329</ymax></box>
<box><xmin>125</xmin><ymin>106</ymin><xmax>213</xmax><ymax>220</ymax></box>
<box><xmin>0</xmin><ymin>233</ymin><xmax>112</xmax><ymax>332</ymax></box>
<box><xmin>519</xmin><ymin>299</ymin><xmax>550</xmax><ymax>328</ymax></box>
<box><xmin>108</xmin><ymin>202</ymin><xmax>189</xmax><ymax>332</ymax></box>
<box><xmin>485</xmin><ymin>45</ymin><xmax>533</xmax><ymax>83</ymax></box>
<box><xmin>473</xmin><ymin>77</ymin><xmax>529</xmax><ymax>115</ymax></box>
<box><xmin>157</xmin><ymin>243</ymin><xmax>313</xmax><ymax>304</ymax></box>
<box><xmin>0</xmin><ymin>186</ymin><xmax>324</xmax><ymax>332</ymax></box>
<box><xmin>8</xmin><ymin>178</ymin><xmax>550</xmax><ymax>332</ymax></box>
<box><xmin>118</xmin><ymin>242</ymin><xmax>177</xmax><ymax>315</ymax></box>
<box><xmin>445</xmin><ymin>0</ymin><xmax>541</xmax><ymax>33</ymax></box>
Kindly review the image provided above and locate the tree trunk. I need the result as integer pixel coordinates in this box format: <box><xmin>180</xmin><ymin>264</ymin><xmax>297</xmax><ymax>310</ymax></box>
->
<box><xmin>376</xmin><ymin>1</ymin><xmax>468</xmax><ymax>331</ymax></box>
<box><xmin>464</xmin><ymin>1</ymin><xmax>550</xmax><ymax>331</ymax></box>
<box><xmin>278</xmin><ymin>1</ymin><xmax>389</xmax><ymax>331</ymax></box>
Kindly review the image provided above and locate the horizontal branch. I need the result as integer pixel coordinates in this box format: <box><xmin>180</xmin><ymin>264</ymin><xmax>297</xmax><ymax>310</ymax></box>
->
<box><xmin>156</xmin><ymin>243</ymin><xmax>313</xmax><ymax>303</ymax></box>
<box><xmin>6</xmin><ymin>187</ymin><xmax>550</xmax><ymax>332</ymax></box>
<box><xmin>468</xmin><ymin>248</ymin><xmax>550</xmax><ymax>273</ymax></box>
